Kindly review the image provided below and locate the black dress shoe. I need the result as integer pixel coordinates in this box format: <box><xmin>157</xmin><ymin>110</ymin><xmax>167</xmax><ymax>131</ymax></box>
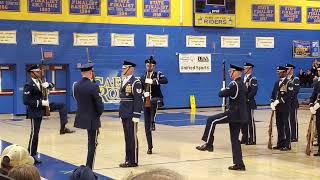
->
<box><xmin>33</xmin><ymin>157</ymin><xmax>42</xmax><ymax>164</ymax></box>
<box><xmin>196</xmin><ymin>143</ymin><xmax>213</xmax><ymax>152</ymax></box>
<box><xmin>314</xmin><ymin>152</ymin><xmax>320</xmax><ymax>156</ymax></box>
<box><xmin>60</xmin><ymin>128</ymin><xmax>75</xmax><ymax>135</ymax></box>
<box><xmin>280</xmin><ymin>147</ymin><xmax>291</xmax><ymax>151</ymax></box>
<box><xmin>291</xmin><ymin>139</ymin><xmax>298</xmax><ymax>142</ymax></box>
<box><xmin>151</xmin><ymin>122</ymin><xmax>156</xmax><ymax>131</ymax></box>
<box><xmin>246</xmin><ymin>142</ymin><xmax>256</xmax><ymax>145</ymax></box>
<box><xmin>272</xmin><ymin>146</ymin><xmax>282</xmax><ymax>150</ymax></box>
<box><xmin>228</xmin><ymin>164</ymin><xmax>246</xmax><ymax>171</ymax></box>
<box><xmin>119</xmin><ymin>162</ymin><xmax>138</xmax><ymax>168</ymax></box>
<box><xmin>240</xmin><ymin>140</ymin><xmax>247</xmax><ymax>145</ymax></box>
<box><xmin>147</xmin><ymin>149</ymin><xmax>152</xmax><ymax>154</ymax></box>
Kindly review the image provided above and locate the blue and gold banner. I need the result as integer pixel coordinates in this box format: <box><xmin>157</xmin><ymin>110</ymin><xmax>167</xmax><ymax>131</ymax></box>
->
<box><xmin>107</xmin><ymin>0</ymin><xmax>136</xmax><ymax>16</ymax></box>
<box><xmin>0</xmin><ymin>0</ymin><xmax>19</xmax><ymax>11</ymax></box>
<box><xmin>251</xmin><ymin>4</ymin><xmax>274</xmax><ymax>22</ymax></box>
<box><xmin>194</xmin><ymin>13</ymin><xmax>236</xmax><ymax>27</ymax></box>
<box><xmin>307</xmin><ymin>7</ymin><xmax>320</xmax><ymax>24</ymax></box>
<box><xmin>293</xmin><ymin>40</ymin><xmax>319</xmax><ymax>58</ymax></box>
<box><xmin>28</xmin><ymin>0</ymin><xmax>61</xmax><ymax>14</ymax></box>
<box><xmin>69</xmin><ymin>0</ymin><xmax>100</xmax><ymax>15</ymax></box>
<box><xmin>280</xmin><ymin>5</ymin><xmax>301</xmax><ymax>23</ymax></box>
<box><xmin>144</xmin><ymin>0</ymin><xmax>170</xmax><ymax>18</ymax></box>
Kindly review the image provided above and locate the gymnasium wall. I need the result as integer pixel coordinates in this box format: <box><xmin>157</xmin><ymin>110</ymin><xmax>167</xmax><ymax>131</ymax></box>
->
<box><xmin>0</xmin><ymin>0</ymin><xmax>318</xmax><ymax>114</ymax></box>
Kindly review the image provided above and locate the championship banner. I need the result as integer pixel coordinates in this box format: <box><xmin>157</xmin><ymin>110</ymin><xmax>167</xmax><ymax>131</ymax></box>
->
<box><xmin>31</xmin><ymin>31</ymin><xmax>59</xmax><ymax>45</ymax></box>
<box><xmin>256</xmin><ymin>37</ymin><xmax>274</xmax><ymax>49</ymax></box>
<box><xmin>0</xmin><ymin>0</ymin><xmax>20</xmax><ymax>12</ymax></box>
<box><xmin>0</xmin><ymin>30</ymin><xmax>16</xmax><ymax>44</ymax></box>
<box><xmin>143</xmin><ymin>0</ymin><xmax>170</xmax><ymax>18</ymax></box>
<box><xmin>146</xmin><ymin>34</ymin><xmax>168</xmax><ymax>47</ymax></box>
<box><xmin>69</xmin><ymin>0</ymin><xmax>100</xmax><ymax>15</ymax></box>
<box><xmin>307</xmin><ymin>7</ymin><xmax>320</xmax><ymax>24</ymax></box>
<box><xmin>251</xmin><ymin>4</ymin><xmax>275</xmax><ymax>22</ymax></box>
<box><xmin>178</xmin><ymin>53</ymin><xmax>211</xmax><ymax>73</ymax></box>
<box><xmin>28</xmin><ymin>0</ymin><xmax>61</xmax><ymax>14</ymax></box>
<box><xmin>194</xmin><ymin>13</ymin><xmax>236</xmax><ymax>27</ymax></box>
<box><xmin>186</xmin><ymin>35</ymin><xmax>206</xmax><ymax>48</ymax></box>
<box><xmin>111</xmin><ymin>33</ymin><xmax>135</xmax><ymax>47</ymax></box>
<box><xmin>108</xmin><ymin>0</ymin><xmax>136</xmax><ymax>16</ymax></box>
<box><xmin>280</xmin><ymin>6</ymin><xmax>301</xmax><ymax>23</ymax></box>
<box><xmin>293</xmin><ymin>40</ymin><xmax>319</xmax><ymax>58</ymax></box>
<box><xmin>73</xmin><ymin>33</ymin><xmax>98</xmax><ymax>46</ymax></box>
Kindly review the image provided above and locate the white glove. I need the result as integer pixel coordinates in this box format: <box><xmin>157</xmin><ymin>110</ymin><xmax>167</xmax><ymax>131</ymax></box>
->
<box><xmin>274</xmin><ymin>100</ymin><xmax>280</xmax><ymax>106</ymax></box>
<box><xmin>270</xmin><ymin>103</ymin><xmax>276</xmax><ymax>111</ymax></box>
<box><xmin>221</xmin><ymin>87</ymin><xmax>226</xmax><ymax>91</ymax></box>
<box><xmin>41</xmin><ymin>100</ymin><xmax>49</xmax><ymax>107</ymax></box>
<box><xmin>314</xmin><ymin>103</ymin><xmax>320</xmax><ymax>111</ymax></box>
<box><xmin>310</xmin><ymin>107</ymin><xmax>317</xmax><ymax>115</ymax></box>
<box><xmin>42</xmin><ymin>82</ymin><xmax>49</xmax><ymax>88</ymax></box>
<box><xmin>144</xmin><ymin>92</ymin><xmax>150</xmax><ymax>97</ymax></box>
<box><xmin>132</xmin><ymin>117</ymin><xmax>140</xmax><ymax>123</ymax></box>
<box><xmin>145</xmin><ymin>78</ymin><xmax>153</xmax><ymax>84</ymax></box>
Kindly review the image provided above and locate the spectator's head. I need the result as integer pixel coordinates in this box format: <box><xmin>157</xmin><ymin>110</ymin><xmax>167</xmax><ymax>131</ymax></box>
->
<box><xmin>299</xmin><ymin>68</ymin><xmax>303</xmax><ymax>73</ymax></box>
<box><xmin>70</xmin><ymin>165</ymin><xmax>97</xmax><ymax>180</ymax></box>
<box><xmin>7</xmin><ymin>164</ymin><xmax>40</xmax><ymax>180</ymax></box>
<box><xmin>313</xmin><ymin>59</ymin><xmax>318</xmax><ymax>67</ymax></box>
<box><xmin>0</xmin><ymin>145</ymin><xmax>34</xmax><ymax>175</ymax></box>
<box><xmin>307</xmin><ymin>69</ymin><xmax>312</xmax><ymax>74</ymax></box>
<box><xmin>122</xmin><ymin>168</ymin><xmax>184</xmax><ymax>180</ymax></box>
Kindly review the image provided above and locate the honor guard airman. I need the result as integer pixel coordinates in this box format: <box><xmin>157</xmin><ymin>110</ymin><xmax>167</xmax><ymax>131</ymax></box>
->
<box><xmin>270</xmin><ymin>66</ymin><xmax>294</xmax><ymax>151</ymax></box>
<box><xmin>141</xmin><ymin>56</ymin><xmax>168</xmax><ymax>154</ymax></box>
<box><xmin>196</xmin><ymin>64</ymin><xmax>248</xmax><ymax>171</ymax></box>
<box><xmin>241</xmin><ymin>62</ymin><xmax>258</xmax><ymax>145</ymax></box>
<box><xmin>119</xmin><ymin>61</ymin><xmax>143</xmax><ymax>168</ymax></box>
<box><xmin>286</xmin><ymin>64</ymin><xmax>300</xmax><ymax>142</ymax></box>
<box><xmin>23</xmin><ymin>65</ymin><xmax>52</xmax><ymax>164</ymax></box>
<box><xmin>309</xmin><ymin>66</ymin><xmax>320</xmax><ymax>156</ymax></box>
<box><xmin>73</xmin><ymin>62</ymin><xmax>104</xmax><ymax>169</ymax></box>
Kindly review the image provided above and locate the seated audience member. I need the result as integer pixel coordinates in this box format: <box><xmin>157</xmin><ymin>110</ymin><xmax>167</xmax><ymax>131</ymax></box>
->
<box><xmin>311</xmin><ymin>59</ymin><xmax>319</xmax><ymax>78</ymax></box>
<box><xmin>298</xmin><ymin>68</ymin><xmax>306</xmax><ymax>87</ymax></box>
<box><xmin>0</xmin><ymin>145</ymin><xmax>34</xmax><ymax>175</ymax></box>
<box><xmin>8</xmin><ymin>164</ymin><xmax>41</xmax><ymax>180</ymax></box>
<box><xmin>70</xmin><ymin>165</ymin><xmax>97</xmax><ymax>180</ymax></box>
<box><xmin>306</xmin><ymin>70</ymin><xmax>314</xmax><ymax>87</ymax></box>
<box><xmin>122</xmin><ymin>168</ymin><xmax>184</xmax><ymax>180</ymax></box>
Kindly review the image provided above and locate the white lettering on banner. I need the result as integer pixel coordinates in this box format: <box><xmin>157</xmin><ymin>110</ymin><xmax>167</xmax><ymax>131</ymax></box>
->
<box><xmin>0</xmin><ymin>30</ymin><xmax>16</xmax><ymax>44</ymax></box>
<box><xmin>73</xmin><ymin>33</ymin><xmax>98</xmax><ymax>46</ymax></box>
<box><xmin>221</xmin><ymin>36</ymin><xmax>240</xmax><ymax>48</ymax></box>
<box><xmin>179</xmin><ymin>53</ymin><xmax>211</xmax><ymax>73</ymax></box>
<box><xmin>32</xmin><ymin>31</ymin><xmax>59</xmax><ymax>45</ymax></box>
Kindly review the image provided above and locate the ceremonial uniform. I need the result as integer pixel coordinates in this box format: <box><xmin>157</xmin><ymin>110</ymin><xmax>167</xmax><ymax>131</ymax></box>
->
<box><xmin>141</xmin><ymin>56</ymin><xmax>168</xmax><ymax>154</ymax></box>
<box><xmin>119</xmin><ymin>61</ymin><xmax>143</xmax><ymax>167</ymax></box>
<box><xmin>271</xmin><ymin>66</ymin><xmax>294</xmax><ymax>151</ymax></box>
<box><xmin>241</xmin><ymin>63</ymin><xmax>258</xmax><ymax>145</ymax></box>
<box><xmin>23</xmin><ymin>65</ymin><xmax>50</xmax><ymax>164</ymax></box>
<box><xmin>73</xmin><ymin>63</ymin><xmax>104</xmax><ymax>169</ymax></box>
<box><xmin>286</xmin><ymin>64</ymin><xmax>300</xmax><ymax>142</ymax></box>
<box><xmin>197</xmin><ymin>64</ymin><xmax>248</xmax><ymax>171</ymax></box>
<box><xmin>309</xmin><ymin>72</ymin><xmax>320</xmax><ymax>156</ymax></box>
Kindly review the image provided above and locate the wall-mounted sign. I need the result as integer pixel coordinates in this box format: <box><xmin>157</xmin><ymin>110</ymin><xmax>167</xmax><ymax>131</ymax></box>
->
<box><xmin>186</xmin><ymin>35</ymin><xmax>206</xmax><ymax>48</ymax></box>
<box><xmin>179</xmin><ymin>53</ymin><xmax>211</xmax><ymax>73</ymax></box>
<box><xmin>0</xmin><ymin>0</ymin><xmax>20</xmax><ymax>12</ymax></box>
<box><xmin>32</xmin><ymin>31</ymin><xmax>59</xmax><ymax>45</ymax></box>
<box><xmin>28</xmin><ymin>0</ymin><xmax>61</xmax><ymax>14</ymax></box>
<box><xmin>0</xmin><ymin>30</ymin><xmax>16</xmax><ymax>44</ymax></box>
<box><xmin>143</xmin><ymin>0</ymin><xmax>170</xmax><ymax>18</ymax></box>
<box><xmin>221</xmin><ymin>36</ymin><xmax>240</xmax><ymax>48</ymax></box>
<box><xmin>280</xmin><ymin>5</ymin><xmax>301</xmax><ymax>23</ymax></box>
<box><xmin>69</xmin><ymin>0</ymin><xmax>100</xmax><ymax>15</ymax></box>
<box><xmin>252</xmin><ymin>4</ymin><xmax>275</xmax><ymax>22</ymax></box>
<box><xmin>307</xmin><ymin>7</ymin><xmax>320</xmax><ymax>24</ymax></box>
<box><xmin>108</xmin><ymin>0</ymin><xmax>136</xmax><ymax>16</ymax></box>
<box><xmin>111</xmin><ymin>33</ymin><xmax>135</xmax><ymax>47</ymax></box>
<box><xmin>256</xmin><ymin>37</ymin><xmax>274</xmax><ymax>48</ymax></box>
<box><xmin>146</xmin><ymin>34</ymin><xmax>168</xmax><ymax>47</ymax></box>
<box><xmin>194</xmin><ymin>13</ymin><xmax>236</xmax><ymax>27</ymax></box>
<box><xmin>293</xmin><ymin>40</ymin><xmax>319</xmax><ymax>58</ymax></box>
<box><xmin>73</xmin><ymin>33</ymin><xmax>98</xmax><ymax>46</ymax></box>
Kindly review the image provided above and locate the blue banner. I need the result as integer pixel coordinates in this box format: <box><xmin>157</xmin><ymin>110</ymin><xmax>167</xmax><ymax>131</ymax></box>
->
<box><xmin>28</xmin><ymin>0</ymin><xmax>61</xmax><ymax>13</ymax></box>
<box><xmin>144</xmin><ymin>0</ymin><xmax>170</xmax><ymax>18</ymax></box>
<box><xmin>0</xmin><ymin>0</ymin><xmax>19</xmax><ymax>11</ymax></box>
<box><xmin>293</xmin><ymin>40</ymin><xmax>319</xmax><ymax>58</ymax></box>
<box><xmin>280</xmin><ymin>6</ymin><xmax>301</xmax><ymax>23</ymax></box>
<box><xmin>107</xmin><ymin>0</ymin><xmax>136</xmax><ymax>16</ymax></box>
<box><xmin>307</xmin><ymin>7</ymin><xmax>320</xmax><ymax>24</ymax></box>
<box><xmin>251</xmin><ymin>4</ymin><xmax>274</xmax><ymax>22</ymax></box>
<box><xmin>69</xmin><ymin>0</ymin><xmax>100</xmax><ymax>15</ymax></box>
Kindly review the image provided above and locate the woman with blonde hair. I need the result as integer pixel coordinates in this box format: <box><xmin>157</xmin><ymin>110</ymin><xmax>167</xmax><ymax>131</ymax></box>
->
<box><xmin>8</xmin><ymin>164</ymin><xmax>41</xmax><ymax>180</ymax></box>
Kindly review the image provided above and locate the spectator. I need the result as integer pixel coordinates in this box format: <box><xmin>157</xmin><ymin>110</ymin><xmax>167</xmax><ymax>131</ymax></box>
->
<box><xmin>70</xmin><ymin>165</ymin><xmax>97</xmax><ymax>180</ymax></box>
<box><xmin>8</xmin><ymin>164</ymin><xmax>41</xmax><ymax>180</ymax></box>
<box><xmin>298</xmin><ymin>68</ymin><xmax>306</xmax><ymax>87</ymax></box>
<box><xmin>0</xmin><ymin>145</ymin><xmax>34</xmax><ymax>175</ymax></box>
<box><xmin>311</xmin><ymin>59</ymin><xmax>319</xmax><ymax>79</ymax></box>
<box><xmin>122</xmin><ymin>168</ymin><xmax>184</xmax><ymax>180</ymax></box>
<box><xmin>306</xmin><ymin>69</ymin><xmax>314</xmax><ymax>87</ymax></box>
